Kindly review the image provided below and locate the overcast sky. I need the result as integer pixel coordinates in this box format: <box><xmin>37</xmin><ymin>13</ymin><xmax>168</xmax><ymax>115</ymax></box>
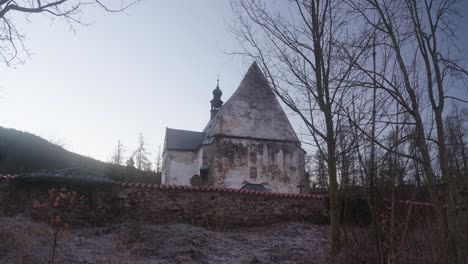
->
<box><xmin>0</xmin><ymin>1</ymin><xmax>467</xmax><ymax>163</ymax></box>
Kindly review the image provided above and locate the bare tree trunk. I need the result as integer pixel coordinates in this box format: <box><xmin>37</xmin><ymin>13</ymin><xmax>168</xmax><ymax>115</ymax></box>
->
<box><xmin>369</xmin><ymin>35</ymin><xmax>384</xmax><ymax>264</ymax></box>
<box><xmin>325</xmin><ymin>107</ymin><xmax>341</xmax><ymax>254</ymax></box>
<box><xmin>388</xmin><ymin>101</ymin><xmax>400</xmax><ymax>264</ymax></box>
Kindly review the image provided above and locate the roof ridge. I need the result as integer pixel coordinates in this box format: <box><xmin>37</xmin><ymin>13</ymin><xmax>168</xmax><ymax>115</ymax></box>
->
<box><xmin>166</xmin><ymin>127</ymin><xmax>204</xmax><ymax>134</ymax></box>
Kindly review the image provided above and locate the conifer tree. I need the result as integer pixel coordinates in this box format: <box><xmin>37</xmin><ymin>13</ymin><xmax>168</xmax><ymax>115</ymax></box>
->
<box><xmin>133</xmin><ymin>133</ymin><xmax>151</xmax><ymax>171</ymax></box>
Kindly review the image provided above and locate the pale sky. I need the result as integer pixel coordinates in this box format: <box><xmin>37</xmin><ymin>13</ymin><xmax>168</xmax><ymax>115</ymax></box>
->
<box><xmin>0</xmin><ymin>1</ymin><xmax>467</xmax><ymax>163</ymax></box>
<box><xmin>0</xmin><ymin>1</ymin><xmax>253</xmax><ymax>162</ymax></box>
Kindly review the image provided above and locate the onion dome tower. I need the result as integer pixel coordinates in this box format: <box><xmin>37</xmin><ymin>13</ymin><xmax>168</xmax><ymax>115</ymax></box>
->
<box><xmin>210</xmin><ymin>78</ymin><xmax>223</xmax><ymax>119</ymax></box>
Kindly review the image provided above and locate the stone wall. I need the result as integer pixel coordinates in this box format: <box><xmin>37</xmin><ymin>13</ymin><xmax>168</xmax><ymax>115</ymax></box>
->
<box><xmin>109</xmin><ymin>182</ymin><xmax>327</xmax><ymax>227</ymax></box>
<box><xmin>0</xmin><ymin>176</ymin><xmax>12</xmax><ymax>216</ymax></box>
<box><xmin>1</xmin><ymin>175</ymin><xmax>442</xmax><ymax>229</ymax></box>
<box><xmin>0</xmin><ymin>175</ymin><xmax>327</xmax><ymax>228</ymax></box>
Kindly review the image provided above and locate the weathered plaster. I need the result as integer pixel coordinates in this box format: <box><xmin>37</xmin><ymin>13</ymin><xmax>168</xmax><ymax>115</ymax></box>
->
<box><xmin>162</xmin><ymin>62</ymin><xmax>306</xmax><ymax>193</ymax></box>
<box><xmin>209</xmin><ymin>137</ymin><xmax>306</xmax><ymax>194</ymax></box>
<box><xmin>162</xmin><ymin>150</ymin><xmax>201</xmax><ymax>185</ymax></box>
<box><xmin>204</xmin><ymin>62</ymin><xmax>299</xmax><ymax>142</ymax></box>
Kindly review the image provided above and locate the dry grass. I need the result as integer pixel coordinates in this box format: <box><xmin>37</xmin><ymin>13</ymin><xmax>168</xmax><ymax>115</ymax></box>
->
<box><xmin>0</xmin><ymin>215</ymin><xmax>447</xmax><ymax>264</ymax></box>
<box><xmin>0</xmin><ymin>216</ymin><xmax>53</xmax><ymax>263</ymax></box>
<box><xmin>0</xmin><ymin>216</ymin><xmax>333</xmax><ymax>264</ymax></box>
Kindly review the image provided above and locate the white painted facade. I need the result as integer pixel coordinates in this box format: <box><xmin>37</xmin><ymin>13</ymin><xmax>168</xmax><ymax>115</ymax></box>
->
<box><xmin>163</xmin><ymin>149</ymin><xmax>202</xmax><ymax>185</ymax></box>
<box><xmin>162</xmin><ymin>62</ymin><xmax>307</xmax><ymax>193</ymax></box>
<box><xmin>208</xmin><ymin>138</ymin><xmax>305</xmax><ymax>194</ymax></box>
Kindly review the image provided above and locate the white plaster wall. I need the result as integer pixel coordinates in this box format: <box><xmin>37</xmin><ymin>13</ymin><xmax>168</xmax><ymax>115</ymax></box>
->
<box><xmin>213</xmin><ymin>138</ymin><xmax>305</xmax><ymax>194</ymax></box>
<box><xmin>161</xmin><ymin>150</ymin><xmax>168</xmax><ymax>184</ymax></box>
<box><xmin>163</xmin><ymin>150</ymin><xmax>201</xmax><ymax>185</ymax></box>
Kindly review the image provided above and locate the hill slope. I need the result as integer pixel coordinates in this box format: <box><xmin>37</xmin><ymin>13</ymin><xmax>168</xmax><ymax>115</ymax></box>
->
<box><xmin>0</xmin><ymin>127</ymin><xmax>160</xmax><ymax>183</ymax></box>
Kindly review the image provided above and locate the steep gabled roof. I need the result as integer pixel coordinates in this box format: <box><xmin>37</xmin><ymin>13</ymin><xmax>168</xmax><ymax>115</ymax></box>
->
<box><xmin>203</xmin><ymin>62</ymin><xmax>299</xmax><ymax>143</ymax></box>
<box><xmin>165</xmin><ymin>128</ymin><xmax>205</xmax><ymax>151</ymax></box>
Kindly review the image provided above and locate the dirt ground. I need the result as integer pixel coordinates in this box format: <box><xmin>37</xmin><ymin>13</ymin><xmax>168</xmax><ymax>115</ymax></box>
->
<box><xmin>1</xmin><ymin>215</ymin><xmax>442</xmax><ymax>264</ymax></box>
<box><xmin>0</xmin><ymin>216</ymin><xmax>345</xmax><ymax>264</ymax></box>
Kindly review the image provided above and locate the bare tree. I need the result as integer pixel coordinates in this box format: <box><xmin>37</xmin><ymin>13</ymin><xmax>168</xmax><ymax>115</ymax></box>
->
<box><xmin>230</xmin><ymin>0</ymin><xmax>372</xmax><ymax>254</ymax></box>
<box><xmin>231</xmin><ymin>0</ymin><xmax>467</xmax><ymax>260</ymax></box>
<box><xmin>311</xmin><ymin>150</ymin><xmax>328</xmax><ymax>192</ymax></box>
<box><xmin>154</xmin><ymin>145</ymin><xmax>162</xmax><ymax>174</ymax></box>
<box><xmin>346</xmin><ymin>0</ymin><xmax>468</xmax><ymax>261</ymax></box>
<box><xmin>133</xmin><ymin>133</ymin><xmax>151</xmax><ymax>171</ymax></box>
<box><xmin>110</xmin><ymin>140</ymin><xmax>124</xmax><ymax>166</ymax></box>
<box><xmin>0</xmin><ymin>0</ymin><xmax>141</xmax><ymax>65</ymax></box>
<box><xmin>445</xmin><ymin>106</ymin><xmax>467</xmax><ymax>179</ymax></box>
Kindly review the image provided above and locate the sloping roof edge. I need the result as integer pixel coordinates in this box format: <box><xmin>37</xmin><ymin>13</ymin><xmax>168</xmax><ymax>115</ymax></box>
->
<box><xmin>165</xmin><ymin>128</ymin><xmax>205</xmax><ymax>151</ymax></box>
<box><xmin>203</xmin><ymin>61</ymin><xmax>300</xmax><ymax>143</ymax></box>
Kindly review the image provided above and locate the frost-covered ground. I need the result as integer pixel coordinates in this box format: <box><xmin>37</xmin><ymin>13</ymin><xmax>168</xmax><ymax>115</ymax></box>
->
<box><xmin>0</xmin><ymin>216</ymin><xmax>346</xmax><ymax>264</ymax></box>
<box><xmin>1</xmin><ymin>215</ymin><xmax>440</xmax><ymax>263</ymax></box>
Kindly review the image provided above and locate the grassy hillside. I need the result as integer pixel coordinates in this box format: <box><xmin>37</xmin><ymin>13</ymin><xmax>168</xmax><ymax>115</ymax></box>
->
<box><xmin>0</xmin><ymin>127</ymin><xmax>160</xmax><ymax>183</ymax></box>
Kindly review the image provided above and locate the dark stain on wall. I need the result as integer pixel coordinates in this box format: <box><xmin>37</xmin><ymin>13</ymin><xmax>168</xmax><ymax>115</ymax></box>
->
<box><xmin>249</xmin><ymin>167</ymin><xmax>257</xmax><ymax>179</ymax></box>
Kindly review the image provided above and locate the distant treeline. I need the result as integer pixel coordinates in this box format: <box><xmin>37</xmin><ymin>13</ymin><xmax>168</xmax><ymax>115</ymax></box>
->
<box><xmin>0</xmin><ymin>127</ymin><xmax>160</xmax><ymax>184</ymax></box>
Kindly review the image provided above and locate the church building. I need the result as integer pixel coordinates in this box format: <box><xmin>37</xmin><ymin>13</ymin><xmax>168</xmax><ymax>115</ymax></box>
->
<box><xmin>162</xmin><ymin>62</ymin><xmax>307</xmax><ymax>194</ymax></box>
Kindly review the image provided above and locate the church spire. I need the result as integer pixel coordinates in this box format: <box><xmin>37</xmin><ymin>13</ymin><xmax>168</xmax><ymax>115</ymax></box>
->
<box><xmin>210</xmin><ymin>77</ymin><xmax>223</xmax><ymax>119</ymax></box>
